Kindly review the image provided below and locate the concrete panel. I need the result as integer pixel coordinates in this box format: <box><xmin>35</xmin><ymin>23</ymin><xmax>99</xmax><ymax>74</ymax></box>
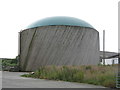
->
<box><xmin>20</xmin><ymin>25</ymin><xmax>100</xmax><ymax>71</ymax></box>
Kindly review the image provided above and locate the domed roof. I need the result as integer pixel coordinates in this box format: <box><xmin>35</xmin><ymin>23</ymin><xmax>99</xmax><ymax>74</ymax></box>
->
<box><xmin>27</xmin><ymin>16</ymin><xmax>94</xmax><ymax>29</ymax></box>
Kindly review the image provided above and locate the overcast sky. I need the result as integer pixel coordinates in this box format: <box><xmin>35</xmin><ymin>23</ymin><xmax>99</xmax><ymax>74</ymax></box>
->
<box><xmin>0</xmin><ymin>0</ymin><xmax>119</xmax><ymax>58</ymax></box>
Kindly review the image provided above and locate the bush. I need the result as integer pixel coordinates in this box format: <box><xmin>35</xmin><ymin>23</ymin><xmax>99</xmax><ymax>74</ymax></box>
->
<box><xmin>2</xmin><ymin>58</ymin><xmax>19</xmax><ymax>71</ymax></box>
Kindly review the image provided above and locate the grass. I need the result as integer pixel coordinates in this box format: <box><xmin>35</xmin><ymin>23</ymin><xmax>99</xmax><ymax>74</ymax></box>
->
<box><xmin>21</xmin><ymin>65</ymin><xmax>117</xmax><ymax>88</ymax></box>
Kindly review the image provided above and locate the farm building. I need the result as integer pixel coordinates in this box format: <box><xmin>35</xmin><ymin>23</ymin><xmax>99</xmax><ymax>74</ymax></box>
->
<box><xmin>19</xmin><ymin>16</ymin><xmax>100</xmax><ymax>71</ymax></box>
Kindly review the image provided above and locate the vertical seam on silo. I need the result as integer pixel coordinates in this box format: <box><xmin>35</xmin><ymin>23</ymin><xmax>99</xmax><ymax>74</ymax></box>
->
<box><xmin>23</xmin><ymin>28</ymin><xmax>37</xmax><ymax>70</ymax></box>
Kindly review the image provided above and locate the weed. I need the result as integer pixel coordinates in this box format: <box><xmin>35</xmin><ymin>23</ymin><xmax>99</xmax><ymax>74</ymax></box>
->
<box><xmin>21</xmin><ymin>65</ymin><xmax>117</xmax><ymax>88</ymax></box>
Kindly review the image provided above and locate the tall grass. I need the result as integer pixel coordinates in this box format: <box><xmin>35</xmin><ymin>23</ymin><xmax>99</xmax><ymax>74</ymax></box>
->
<box><xmin>21</xmin><ymin>65</ymin><xmax>117</xmax><ymax>88</ymax></box>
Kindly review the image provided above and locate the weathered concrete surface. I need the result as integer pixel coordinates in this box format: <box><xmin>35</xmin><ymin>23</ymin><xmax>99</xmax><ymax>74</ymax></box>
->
<box><xmin>2</xmin><ymin>71</ymin><xmax>105</xmax><ymax>88</ymax></box>
<box><xmin>20</xmin><ymin>25</ymin><xmax>100</xmax><ymax>71</ymax></box>
<box><xmin>0</xmin><ymin>71</ymin><xmax>2</xmax><ymax>89</ymax></box>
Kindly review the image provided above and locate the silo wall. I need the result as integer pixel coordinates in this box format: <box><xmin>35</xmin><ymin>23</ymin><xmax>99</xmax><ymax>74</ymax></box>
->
<box><xmin>20</xmin><ymin>25</ymin><xmax>100</xmax><ymax>71</ymax></box>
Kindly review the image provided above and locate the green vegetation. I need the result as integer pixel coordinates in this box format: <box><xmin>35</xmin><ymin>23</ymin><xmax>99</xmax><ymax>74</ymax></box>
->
<box><xmin>21</xmin><ymin>65</ymin><xmax>117</xmax><ymax>88</ymax></box>
<box><xmin>1</xmin><ymin>56</ymin><xmax>19</xmax><ymax>71</ymax></box>
<box><xmin>0</xmin><ymin>59</ymin><xmax>2</xmax><ymax>71</ymax></box>
<box><xmin>2</xmin><ymin>59</ymin><xmax>17</xmax><ymax>66</ymax></box>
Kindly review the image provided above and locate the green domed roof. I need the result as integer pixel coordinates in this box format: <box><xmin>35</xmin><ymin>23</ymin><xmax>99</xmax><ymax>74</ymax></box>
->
<box><xmin>27</xmin><ymin>16</ymin><xmax>94</xmax><ymax>29</ymax></box>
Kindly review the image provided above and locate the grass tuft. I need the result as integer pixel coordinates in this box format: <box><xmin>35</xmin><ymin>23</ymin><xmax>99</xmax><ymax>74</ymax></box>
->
<box><xmin>21</xmin><ymin>65</ymin><xmax>117</xmax><ymax>88</ymax></box>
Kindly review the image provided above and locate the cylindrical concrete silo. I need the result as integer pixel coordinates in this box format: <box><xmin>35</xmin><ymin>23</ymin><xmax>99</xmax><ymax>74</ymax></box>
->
<box><xmin>19</xmin><ymin>16</ymin><xmax>100</xmax><ymax>71</ymax></box>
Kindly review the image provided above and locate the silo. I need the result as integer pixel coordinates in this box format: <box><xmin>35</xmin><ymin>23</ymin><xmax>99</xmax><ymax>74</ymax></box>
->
<box><xmin>19</xmin><ymin>16</ymin><xmax>100</xmax><ymax>71</ymax></box>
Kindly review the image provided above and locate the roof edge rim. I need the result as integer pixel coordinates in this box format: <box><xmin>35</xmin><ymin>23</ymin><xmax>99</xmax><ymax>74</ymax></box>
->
<box><xmin>20</xmin><ymin>25</ymin><xmax>97</xmax><ymax>33</ymax></box>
